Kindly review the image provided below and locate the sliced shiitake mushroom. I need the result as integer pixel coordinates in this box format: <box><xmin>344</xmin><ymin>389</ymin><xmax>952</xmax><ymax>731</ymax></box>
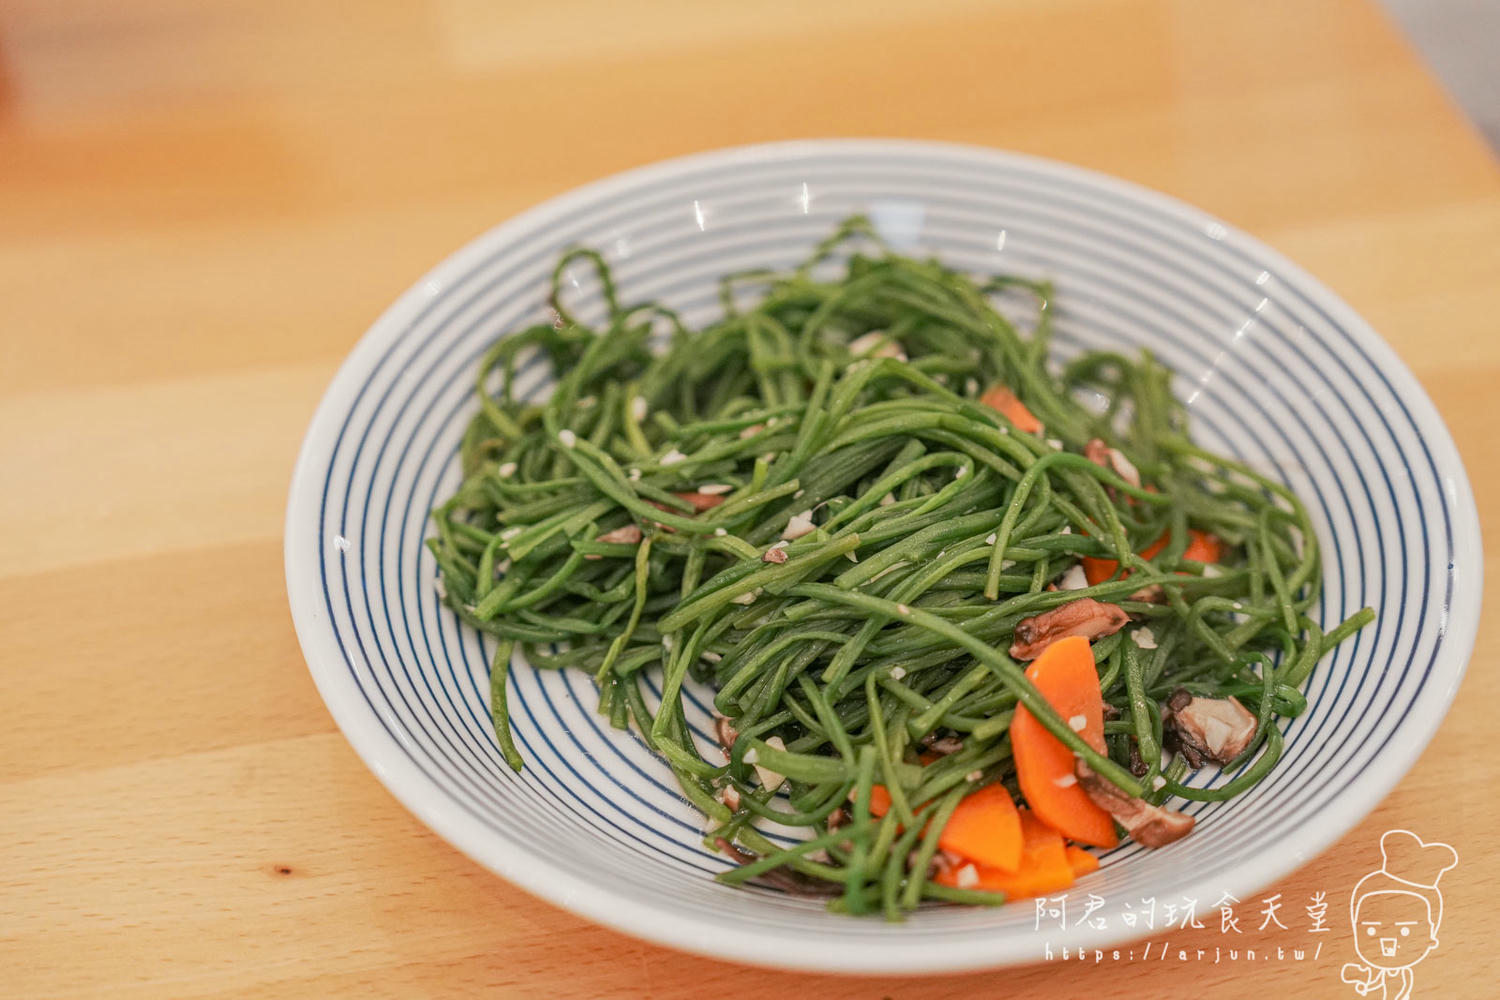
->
<box><xmin>920</xmin><ymin>732</ymin><xmax>965</xmax><ymax>756</ymax></box>
<box><xmin>1165</xmin><ymin>688</ymin><xmax>1258</xmax><ymax>766</ymax></box>
<box><xmin>1085</xmin><ymin>437</ymin><xmax>1142</xmax><ymax>490</ymax></box>
<box><xmin>1074</xmin><ymin>759</ymin><xmax>1194</xmax><ymax>848</ymax></box>
<box><xmin>713</xmin><ymin>713</ymin><xmax>738</xmax><ymax>755</ymax></box>
<box><xmin>1009</xmin><ymin>598</ymin><xmax>1129</xmax><ymax>660</ymax></box>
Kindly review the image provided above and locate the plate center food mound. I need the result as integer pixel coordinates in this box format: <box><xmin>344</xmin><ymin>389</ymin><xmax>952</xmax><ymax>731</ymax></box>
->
<box><xmin>428</xmin><ymin>215</ymin><xmax>1371</xmax><ymax>917</ymax></box>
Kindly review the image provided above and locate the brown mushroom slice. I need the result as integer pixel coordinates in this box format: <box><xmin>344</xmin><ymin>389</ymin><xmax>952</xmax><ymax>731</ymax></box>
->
<box><xmin>671</xmin><ymin>491</ymin><xmax>727</xmax><ymax>513</ymax></box>
<box><xmin>1009</xmin><ymin>597</ymin><xmax>1130</xmax><ymax>660</ymax></box>
<box><xmin>715</xmin><ymin>836</ymin><xmax>758</xmax><ymax>866</ymax></box>
<box><xmin>595</xmin><ymin>524</ymin><xmax>643</xmax><ymax>545</ymax></box>
<box><xmin>918</xmin><ymin>731</ymin><xmax>966</xmax><ymax>755</ymax></box>
<box><xmin>640</xmin><ymin>492</ymin><xmax>724</xmax><ymax>529</ymax></box>
<box><xmin>1084</xmin><ymin>437</ymin><xmax>1112</xmax><ymax>471</ymax></box>
<box><xmin>1166</xmin><ymin>688</ymin><xmax>1258</xmax><ymax>765</ymax></box>
<box><xmin>1128</xmin><ymin>583</ymin><xmax>1167</xmax><ymax>604</ymax></box>
<box><xmin>713</xmin><ymin>713</ymin><xmax>739</xmax><ymax>755</ymax></box>
<box><xmin>1084</xmin><ymin>437</ymin><xmax>1142</xmax><ymax>489</ymax></box>
<box><xmin>1074</xmin><ymin>760</ymin><xmax>1195</xmax><ymax>848</ymax></box>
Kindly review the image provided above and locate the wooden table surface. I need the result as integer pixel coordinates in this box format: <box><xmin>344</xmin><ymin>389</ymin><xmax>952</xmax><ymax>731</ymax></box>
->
<box><xmin>4</xmin><ymin>0</ymin><xmax>1498</xmax><ymax>996</ymax></box>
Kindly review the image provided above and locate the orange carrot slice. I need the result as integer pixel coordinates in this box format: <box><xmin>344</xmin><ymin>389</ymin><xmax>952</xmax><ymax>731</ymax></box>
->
<box><xmin>1009</xmin><ymin>635</ymin><xmax>1119</xmax><ymax>848</ymax></box>
<box><xmin>1182</xmin><ymin>529</ymin><xmax>1222</xmax><ymax>564</ymax></box>
<box><xmin>1081</xmin><ymin>534</ymin><xmax>1167</xmax><ymax>585</ymax></box>
<box><xmin>934</xmin><ymin>810</ymin><xmax>1075</xmax><ymax>899</ymax></box>
<box><xmin>1081</xmin><ymin>528</ymin><xmax>1221</xmax><ymax>585</ymax></box>
<box><xmin>980</xmin><ymin>385</ymin><xmax>1043</xmax><ymax>435</ymax></box>
<box><xmin>1065</xmin><ymin>844</ymin><xmax>1100</xmax><ymax>877</ymax></box>
<box><xmin>868</xmin><ymin>782</ymin><xmax>1023</xmax><ymax>872</ymax></box>
<box><xmin>937</xmin><ymin>783</ymin><xmax>1023</xmax><ymax>873</ymax></box>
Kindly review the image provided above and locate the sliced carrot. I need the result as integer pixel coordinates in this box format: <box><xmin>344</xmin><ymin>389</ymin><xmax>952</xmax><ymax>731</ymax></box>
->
<box><xmin>867</xmin><ymin>781</ymin><xmax>1023</xmax><ymax>872</ymax></box>
<box><xmin>937</xmin><ymin>783</ymin><xmax>1023</xmax><ymax>873</ymax></box>
<box><xmin>1182</xmin><ymin>529</ymin><xmax>1222</xmax><ymax>564</ymax></box>
<box><xmin>979</xmin><ymin>384</ymin><xmax>1043</xmax><ymax>435</ymax></box>
<box><xmin>934</xmin><ymin>811</ymin><xmax>1075</xmax><ymax>899</ymax></box>
<box><xmin>917</xmin><ymin>749</ymin><xmax>943</xmax><ymax>766</ymax></box>
<box><xmin>1081</xmin><ymin>533</ymin><xmax>1167</xmax><ymax>586</ymax></box>
<box><xmin>1065</xmin><ymin>844</ymin><xmax>1100</xmax><ymax>877</ymax></box>
<box><xmin>1009</xmin><ymin>635</ymin><xmax>1119</xmax><ymax>848</ymax></box>
<box><xmin>1080</xmin><ymin>528</ymin><xmax>1222</xmax><ymax>585</ymax></box>
<box><xmin>1080</xmin><ymin>558</ymin><xmax>1112</xmax><ymax>586</ymax></box>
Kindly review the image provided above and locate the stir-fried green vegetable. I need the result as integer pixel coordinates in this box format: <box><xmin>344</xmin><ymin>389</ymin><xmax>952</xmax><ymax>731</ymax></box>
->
<box><xmin>429</xmin><ymin>217</ymin><xmax>1372</xmax><ymax>918</ymax></box>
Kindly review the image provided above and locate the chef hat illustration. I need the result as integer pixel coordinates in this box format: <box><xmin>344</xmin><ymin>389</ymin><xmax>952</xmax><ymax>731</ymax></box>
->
<box><xmin>1350</xmin><ymin>830</ymin><xmax>1459</xmax><ymax>933</ymax></box>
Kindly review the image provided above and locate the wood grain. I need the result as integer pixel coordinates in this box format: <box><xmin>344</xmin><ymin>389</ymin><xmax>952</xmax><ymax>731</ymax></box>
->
<box><xmin>3</xmin><ymin>0</ymin><xmax>1497</xmax><ymax>996</ymax></box>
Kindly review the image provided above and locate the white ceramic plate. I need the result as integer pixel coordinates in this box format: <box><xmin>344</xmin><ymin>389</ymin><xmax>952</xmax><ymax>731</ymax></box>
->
<box><xmin>285</xmin><ymin>140</ymin><xmax>1481</xmax><ymax>973</ymax></box>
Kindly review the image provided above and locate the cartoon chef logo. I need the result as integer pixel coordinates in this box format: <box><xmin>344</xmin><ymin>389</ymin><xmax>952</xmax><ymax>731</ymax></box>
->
<box><xmin>1339</xmin><ymin>829</ymin><xmax>1458</xmax><ymax>999</ymax></box>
